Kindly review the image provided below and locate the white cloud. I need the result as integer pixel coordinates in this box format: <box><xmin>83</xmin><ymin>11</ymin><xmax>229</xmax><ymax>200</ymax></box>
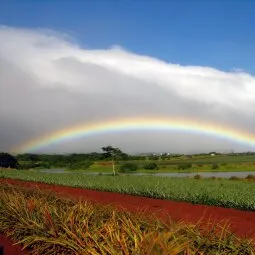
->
<box><xmin>0</xmin><ymin>26</ymin><xmax>255</xmax><ymax>153</ymax></box>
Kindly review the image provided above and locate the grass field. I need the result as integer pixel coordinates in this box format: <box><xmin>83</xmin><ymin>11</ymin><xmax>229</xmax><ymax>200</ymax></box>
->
<box><xmin>162</xmin><ymin>155</ymin><xmax>255</xmax><ymax>163</ymax></box>
<box><xmin>76</xmin><ymin>155</ymin><xmax>255</xmax><ymax>173</ymax></box>
<box><xmin>67</xmin><ymin>159</ymin><xmax>255</xmax><ymax>173</ymax></box>
<box><xmin>17</xmin><ymin>154</ymin><xmax>255</xmax><ymax>173</ymax></box>
<box><xmin>1</xmin><ymin>184</ymin><xmax>254</xmax><ymax>254</ymax></box>
<box><xmin>89</xmin><ymin>161</ymin><xmax>255</xmax><ymax>173</ymax></box>
<box><xmin>1</xmin><ymin>169</ymin><xmax>254</xmax><ymax>211</ymax></box>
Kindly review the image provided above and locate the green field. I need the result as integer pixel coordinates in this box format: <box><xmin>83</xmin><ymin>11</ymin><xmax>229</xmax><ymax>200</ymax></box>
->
<box><xmin>1</xmin><ymin>169</ymin><xmax>254</xmax><ymax>211</ymax></box>
<box><xmin>68</xmin><ymin>155</ymin><xmax>255</xmax><ymax>173</ymax></box>
<box><xmin>89</xmin><ymin>161</ymin><xmax>255</xmax><ymax>173</ymax></box>
<box><xmin>15</xmin><ymin>152</ymin><xmax>255</xmax><ymax>173</ymax></box>
<box><xmin>75</xmin><ymin>156</ymin><xmax>255</xmax><ymax>173</ymax></box>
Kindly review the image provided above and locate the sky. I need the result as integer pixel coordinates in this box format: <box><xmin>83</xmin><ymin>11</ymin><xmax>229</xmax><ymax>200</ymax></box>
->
<box><xmin>1</xmin><ymin>0</ymin><xmax>255</xmax><ymax>154</ymax></box>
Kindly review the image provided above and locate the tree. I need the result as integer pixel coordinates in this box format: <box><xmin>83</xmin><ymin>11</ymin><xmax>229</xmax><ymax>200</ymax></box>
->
<box><xmin>0</xmin><ymin>153</ymin><xmax>19</xmax><ymax>169</ymax></box>
<box><xmin>102</xmin><ymin>146</ymin><xmax>123</xmax><ymax>176</ymax></box>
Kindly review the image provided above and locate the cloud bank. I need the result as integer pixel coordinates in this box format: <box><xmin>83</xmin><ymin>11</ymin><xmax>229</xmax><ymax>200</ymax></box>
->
<box><xmin>1</xmin><ymin>26</ymin><xmax>255</xmax><ymax>153</ymax></box>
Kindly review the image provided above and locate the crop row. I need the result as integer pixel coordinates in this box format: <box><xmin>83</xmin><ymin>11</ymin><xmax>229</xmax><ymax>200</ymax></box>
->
<box><xmin>0</xmin><ymin>184</ymin><xmax>254</xmax><ymax>254</ymax></box>
<box><xmin>1</xmin><ymin>169</ymin><xmax>255</xmax><ymax>211</ymax></box>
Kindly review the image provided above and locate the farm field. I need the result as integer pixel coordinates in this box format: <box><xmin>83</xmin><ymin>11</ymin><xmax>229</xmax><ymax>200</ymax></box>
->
<box><xmin>89</xmin><ymin>160</ymin><xmax>255</xmax><ymax>173</ymax></box>
<box><xmin>0</xmin><ymin>179</ymin><xmax>255</xmax><ymax>254</ymax></box>
<box><xmin>1</xmin><ymin>156</ymin><xmax>255</xmax><ymax>254</ymax></box>
<box><xmin>1</xmin><ymin>169</ymin><xmax>255</xmax><ymax>211</ymax></box>
<box><xmin>16</xmin><ymin>153</ymin><xmax>255</xmax><ymax>173</ymax></box>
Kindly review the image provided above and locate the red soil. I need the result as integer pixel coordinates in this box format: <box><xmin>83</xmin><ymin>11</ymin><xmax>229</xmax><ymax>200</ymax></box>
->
<box><xmin>0</xmin><ymin>234</ymin><xmax>27</xmax><ymax>255</ymax></box>
<box><xmin>0</xmin><ymin>178</ymin><xmax>255</xmax><ymax>253</ymax></box>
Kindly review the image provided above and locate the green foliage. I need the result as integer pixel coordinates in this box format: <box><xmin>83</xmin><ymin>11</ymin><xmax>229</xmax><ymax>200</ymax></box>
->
<box><xmin>229</xmin><ymin>176</ymin><xmax>241</xmax><ymax>181</ymax></box>
<box><xmin>101</xmin><ymin>146</ymin><xmax>127</xmax><ymax>160</ymax></box>
<box><xmin>147</xmin><ymin>155</ymin><xmax>159</xmax><ymax>160</ymax></box>
<box><xmin>16</xmin><ymin>153</ymin><xmax>106</xmax><ymax>168</ymax></box>
<box><xmin>246</xmin><ymin>174</ymin><xmax>255</xmax><ymax>180</ymax></box>
<box><xmin>1</xmin><ymin>170</ymin><xmax>255</xmax><ymax>211</ymax></box>
<box><xmin>143</xmin><ymin>162</ymin><xmax>158</xmax><ymax>170</ymax></box>
<box><xmin>194</xmin><ymin>174</ymin><xmax>202</xmax><ymax>179</ymax></box>
<box><xmin>19</xmin><ymin>161</ymin><xmax>51</xmax><ymax>170</ymax></box>
<box><xmin>212</xmin><ymin>163</ymin><xmax>219</xmax><ymax>170</ymax></box>
<box><xmin>119</xmin><ymin>162</ymin><xmax>138</xmax><ymax>172</ymax></box>
<box><xmin>1</xmin><ymin>185</ymin><xmax>254</xmax><ymax>254</ymax></box>
<box><xmin>101</xmin><ymin>146</ymin><xmax>127</xmax><ymax>176</ymax></box>
<box><xmin>68</xmin><ymin>161</ymin><xmax>93</xmax><ymax>170</ymax></box>
<box><xmin>178</xmin><ymin>163</ymin><xmax>192</xmax><ymax>170</ymax></box>
<box><xmin>14</xmin><ymin>152</ymin><xmax>255</xmax><ymax>173</ymax></box>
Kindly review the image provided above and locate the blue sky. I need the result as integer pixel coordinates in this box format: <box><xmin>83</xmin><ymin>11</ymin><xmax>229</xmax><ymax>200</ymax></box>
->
<box><xmin>1</xmin><ymin>0</ymin><xmax>255</xmax><ymax>73</ymax></box>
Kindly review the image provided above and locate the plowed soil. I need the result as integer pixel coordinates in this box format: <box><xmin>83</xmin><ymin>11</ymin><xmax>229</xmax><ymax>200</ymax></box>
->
<box><xmin>0</xmin><ymin>178</ymin><xmax>254</xmax><ymax>255</ymax></box>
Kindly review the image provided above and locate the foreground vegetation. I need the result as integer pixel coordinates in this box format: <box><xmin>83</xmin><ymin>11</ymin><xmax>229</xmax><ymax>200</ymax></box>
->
<box><xmin>1</xmin><ymin>169</ymin><xmax>255</xmax><ymax>211</ymax></box>
<box><xmin>0</xmin><ymin>184</ymin><xmax>254</xmax><ymax>254</ymax></box>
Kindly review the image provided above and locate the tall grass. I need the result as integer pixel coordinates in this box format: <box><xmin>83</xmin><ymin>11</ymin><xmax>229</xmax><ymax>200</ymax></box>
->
<box><xmin>0</xmin><ymin>184</ymin><xmax>254</xmax><ymax>254</ymax></box>
<box><xmin>1</xmin><ymin>169</ymin><xmax>255</xmax><ymax>211</ymax></box>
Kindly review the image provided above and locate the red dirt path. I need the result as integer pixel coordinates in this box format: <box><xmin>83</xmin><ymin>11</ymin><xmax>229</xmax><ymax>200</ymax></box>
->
<box><xmin>0</xmin><ymin>178</ymin><xmax>255</xmax><ymax>254</ymax></box>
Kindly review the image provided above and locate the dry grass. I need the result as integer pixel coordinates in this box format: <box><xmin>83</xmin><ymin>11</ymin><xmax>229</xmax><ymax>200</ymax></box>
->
<box><xmin>0</xmin><ymin>184</ymin><xmax>254</xmax><ymax>255</ymax></box>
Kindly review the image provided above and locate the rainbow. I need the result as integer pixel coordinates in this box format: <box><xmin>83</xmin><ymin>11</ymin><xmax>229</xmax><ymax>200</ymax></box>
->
<box><xmin>13</xmin><ymin>117</ymin><xmax>255</xmax><ymax>153</ymax></box>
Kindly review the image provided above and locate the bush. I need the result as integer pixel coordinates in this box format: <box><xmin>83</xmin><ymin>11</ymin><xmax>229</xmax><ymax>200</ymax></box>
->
<box><xmin>178</xmin><ymin>163</ymin><xmax>192</xmax><ymax>170</ymax></box>
<box><xmin>229</xmin><ymin>176</ymin><xmax>241</xmax><ymax>181</ymax></box>
<box><xmin>194</xmin><ymin>174</ymin><xmax>202</xmax><ymax>179</ymax></box>
<box><xmin>119</xmin><ymin>163</ymin><xmax>138</xmax><ymax>172</ymax></box>
<box><xmin>143</xmin><ymin>162</ymin><xmax>158</xmax><ymax>170</ymax></box>
<box><xmin>211</xmin><ymin>163</ymin><xmax>219</xmax><ymax>170</ymax></box>
<box><xmin>246</xmin><ymin>174</ymin><xmax>255</xmax><ymax>180</ymax></box>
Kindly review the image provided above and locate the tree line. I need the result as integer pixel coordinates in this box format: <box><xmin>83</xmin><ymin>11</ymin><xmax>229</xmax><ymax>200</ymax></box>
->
<box><xmin>0</xmin><ymin>146</ymin><xmax>134</xmax><ymax>171</ymax></box>
<box><xmin>0</xmin><ymin>146</ymin><xmax>159</xmax><ymax>175</ymax></box>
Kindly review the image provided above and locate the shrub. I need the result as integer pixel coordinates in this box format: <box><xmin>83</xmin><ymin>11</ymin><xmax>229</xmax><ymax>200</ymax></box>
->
<box><xmin>211</xmin><ymin>163</ymin><xmax>219</xmax><ymax>170</ymax></box>
<box><xmin>194</xmin><ymin>174</ymin><xmax>202</xmax><ymax>179</ymax></box>
<box><xmin>178</xmin><ymin>163</ymin><xmax>192</xmax><ymax>170</ymax></box>
<box><xmin>229</xmin><ymin>176</ymin><xmax>241</xmax><ymax>181</ymax></box>
<box><xmin>246</xmin><ymin>174</ymin><xmax>255</xmax><ymax>180</ymax></box>
<box><xmin>143</xmin><ymin>162</ymin><xmax>158</xmax><ymax>170</ymax></box>
<box><xmin>119</xmin><ymin>163</ymin><xmax>138</xmax><ymax>172</ymax></box>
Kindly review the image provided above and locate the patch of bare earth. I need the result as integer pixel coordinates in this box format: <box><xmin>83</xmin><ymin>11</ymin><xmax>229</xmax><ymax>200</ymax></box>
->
<box><xmin>0</xmin><ymin>178</ymin><xmax>254</xmax><ymax>254</ymax></box>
